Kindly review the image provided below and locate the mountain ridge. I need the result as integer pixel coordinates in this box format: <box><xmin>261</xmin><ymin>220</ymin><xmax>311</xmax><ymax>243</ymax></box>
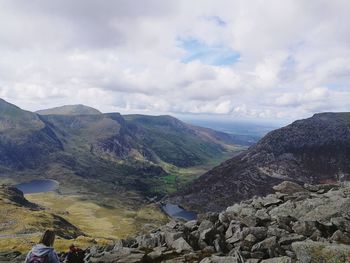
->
<box><xmin>36</xmin><ymin>104</ymin><xmax>102</xmax><ymax>116</ymax></box>
<box><xmin>170</xmin><ymin>112</ymin><xmax>350</xmax><ymax>212</ymax></box>
<box><xmin>0</xmin><ymin>98</ymin><xmax>244</xmax><ymax>198</ymax></box>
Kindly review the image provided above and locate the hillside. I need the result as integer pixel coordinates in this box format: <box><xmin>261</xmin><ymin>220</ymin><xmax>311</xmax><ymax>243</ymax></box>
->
<box><xmin>0</xmin><ymin>99</ymin><xmax>246</xmax><ymax>198</ymax></box>
<box><xmin>36</xmin><ymin>105</ymin><xmax>102</xmax><ymax>116</ymax></box>
<box><xmin>170</xmin><ymin>112</ymin><xmax>350</xmax><ymax>212</ymax></box>
<box><xmin>0</xmin><ymin>185</ymin><xmax>82</xmax><ymax>240</ymax></box>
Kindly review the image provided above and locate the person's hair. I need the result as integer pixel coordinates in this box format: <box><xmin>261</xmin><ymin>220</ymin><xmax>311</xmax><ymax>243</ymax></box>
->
<box><xmin>39</xmin><ymin>230</ymin><xmax>56</xmax><ymax>247</ymax></box>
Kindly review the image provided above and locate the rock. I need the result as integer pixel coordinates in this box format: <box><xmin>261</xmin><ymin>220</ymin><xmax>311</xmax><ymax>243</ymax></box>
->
<box><xmin>331</xmin><ymin>217</ymin><xmax>350</xmax><ymax>232</ymax></box>
<box><xmin>248</xmin><ymin>227</ymin><xmax>268</xmax><ymax>241</ymax></box>
<box><xmin>261</xmin><ymin>194</ymin><xmax>283</xmax><ymax>207</ymax></box>
<box><xmin>225</xmin><ymin>221</ymin><xmax>241</xmax><ymax>239</ymax></box>
<box><xmin>184</xmin><ymin>220</ymin><xmax>198</xmax><ymax>231</ymax></box>
<box><xmin>199</xmin><ymin>212</ymin><xmax>219</xmax><ymax>223</ymax></box>
<box><xmin>200</xmin><ymin>227</ymin><xmax>217</xmax><ymax>243</ymax></box>
<box><xmin>251</xmin><ymin>236</ymin><xmax>277</xmax><ymax>252</ymax></box>
<box><xmin>147</xmin><ymin>249</ymin><xmax>163</xmax><ymax>260</ymax></box>
<box><xmin>166</xmin><ymin>220</ymin><xmax>179</xmax><ymax>229</ymax></box>
<box><xmin>171</xmin><ymin>237</ymin><xmax>193</xmax><ymax>253</ymax></box>
<box><xmin>255</xmin><ymin>209</ymin><xmax>271</xmax><ymax>221</ymax></box>
<box><xmin>292</xmin><ymin>240</ymin><xmax>350</xmax><ymax>263</ymax></box>
<box><xmin>239</xmin><ymin>215</ymin><xmax>258</xmax><ymax>227</ymax></box>
<box><xmin>89</xmin><ymin>248</ymin><xmax>145</xmax><ymax>263</ymax></box>
<box><xmin>199</xmin><ymin>220</ymin><xmax>214</xmax><ymax>232</ymax></box>
<box><xmin>267</xmin><ymin>226</ymin><xmax>289</xmax><ymax>238</ymax></box>
<box><xmin>250</xmin><ymin>251</ymin><xmax>265</xmax><ymax>259</ymax></box>
<box><xmin>226</xmin><ymin>203</ymin><xmax>242</xmax><ymax>215</ymax></box>
<box><xmin>213</xmin><ymin>236</ymin><xmax>227</xmax><ymax>253</ymax></box>
<box><xmin>269</xmin><ymin>201</ymin><xmax>295</xmax><ymax>219</ymax></box>
<box><xmin>218</xmin><ymin>212</ymin><xmax>229</xmax><ymax>224</ymax></box>
<box><xmin>330</xmin><ymin>230</ymin><xmax>350</xmax><ymax>244</ymax></box>
<box><xmin>136</xmin><ymin>232</ymin><xmax>164</xmax><ymax>248</ymax></box>
<box><xmin>304</xmin><ymin>183</ymin><xmax>339</xmax><ymax>193</ymax></box>
<box><xmin>246</xmin><ymin>259</ymin><xmax>261</xmax><ymax>263</ymax></box>
<box><xmin>273</xmin><ymin>181</ymin><xmax>306</xmax><ymax>194</ymax></box>
<box><xmin>260</xmin><ymin>256</ymin><xmax>292</xmax><ymax>263</ymax></box>
<box><xmin>244</xmin><ymin>233</ymin><xmax>257</xmax><ymax>243</ymax></box>
<box><xmin>164</xmin><ymin>231</ymin><xmax>183</xmax><ymax>247</ymax></box>
<box><xmin>200</xmin><ymin>255</ymin><xmax>241</xmax><ymax>263</ymax></box>
<box><xmin>279</xmin><ymin>234</ymin><xmax>306</xmax><ymax>245</ymax></box>
<box><xmin>292</xmin><ymin>221</ymin><xmax>317</xmax><ymax>237</ymax></box>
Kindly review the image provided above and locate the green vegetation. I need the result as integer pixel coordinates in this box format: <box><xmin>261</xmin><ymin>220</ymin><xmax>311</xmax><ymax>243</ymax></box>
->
<box><xmin>36</xmin><ymin>105</ymin><xmax>102</xmax><ymax>116</ymax></box>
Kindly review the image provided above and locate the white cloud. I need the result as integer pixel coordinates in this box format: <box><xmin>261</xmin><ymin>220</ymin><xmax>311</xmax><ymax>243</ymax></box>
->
<box><xmin>0</xmin><ymin>0</ymin><xmax>349</xmax><ymax>122</ymax></box>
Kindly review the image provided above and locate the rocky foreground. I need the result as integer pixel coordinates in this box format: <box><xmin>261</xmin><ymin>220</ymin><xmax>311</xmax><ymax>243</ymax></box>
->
<box><xmin>78</xmin><ymin>181</ymin><xmax>350</xmax><ymax>262</ymax></box>
<box><xmin>4</xmin><ymin>181</ymin><xmax>350</xmax><ymax>263</ymax></box>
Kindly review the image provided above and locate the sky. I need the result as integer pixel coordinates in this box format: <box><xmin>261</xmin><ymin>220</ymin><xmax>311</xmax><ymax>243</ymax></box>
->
<box><xmin>0</xmin><ymin>0</ymin><xmax>349</xmax><ymax>123</ymax></box>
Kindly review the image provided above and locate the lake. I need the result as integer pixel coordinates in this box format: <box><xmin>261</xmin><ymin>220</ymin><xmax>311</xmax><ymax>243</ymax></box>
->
<box><xmin>15</xmin><ymin>179</ymin><xmax>59</xmax><ymax>194</ymax></box>
<box><xmin>162</xmin><ymin>203</ymin><xmax>197</xmax><ymax>221</ymax></box>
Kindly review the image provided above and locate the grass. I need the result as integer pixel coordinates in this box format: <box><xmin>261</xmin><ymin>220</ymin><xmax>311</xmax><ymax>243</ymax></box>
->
<box><xmin>0</xmin><ymin>189</ymin><xmax>167</xmax><ymax>253</ymax></box>
<box><xmin>26</xmin><ymin>192</ymin><xmax>168</xmax><ymax>240</ymax></box>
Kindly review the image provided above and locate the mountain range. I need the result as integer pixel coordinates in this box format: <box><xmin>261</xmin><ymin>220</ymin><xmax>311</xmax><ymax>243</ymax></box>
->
<box><xmin>0</xmin><ymin>98</ymin><xmax>246</xmax><ymax>197</ymax></box>
<box><xmin>171</xmin><ymin>112</ymin><xmax>350</xmax><ymax>212</ymax></box>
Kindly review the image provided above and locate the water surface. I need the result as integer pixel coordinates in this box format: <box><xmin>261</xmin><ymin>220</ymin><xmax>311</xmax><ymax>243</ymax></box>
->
<box><xmin>162</xmin><ymin>203</ymin><xmax>197</xmax><ymax>221</ymax></box>
<box><xmin>15</xmin><ymin>179</ymin><xmax>59</xmax><ymax>194</ymax></box>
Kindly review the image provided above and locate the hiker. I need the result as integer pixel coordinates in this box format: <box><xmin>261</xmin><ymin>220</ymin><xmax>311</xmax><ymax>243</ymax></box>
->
<box><xmin>24</xmin><ymin>229</ymin><xmax>60</xmax><ymax>263</ymax></box>
<box><xmin>64</xmin><ymin>244</ymin><xmax>84</xmax><ymax>263</ymax></box>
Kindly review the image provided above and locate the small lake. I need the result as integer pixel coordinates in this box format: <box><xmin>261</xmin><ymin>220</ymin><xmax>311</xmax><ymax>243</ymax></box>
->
<box><xmin>162</xmin><ymin>203</ymin><xmax>197</xmax><ymax>221</ymax></box>
<box><xmin>15</xmin><ymin>179</ymin><xmax>59</xmax><ymax>194</ymax></box>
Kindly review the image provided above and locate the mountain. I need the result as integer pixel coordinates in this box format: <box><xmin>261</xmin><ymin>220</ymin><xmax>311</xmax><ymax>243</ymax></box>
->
<box><xmin>171</xmin><ymin>112</ymin><xmax>350</xmax><ymax>212</ymax></box>
<box><xmin>0</xmin><ymin>99</ymin><xmax>243</xmax><ymax>197</ymax></box>
<box><xmin>36</xmin><ymin>104</ymin><xmax>102</xmax><ymax>115</ymax></box>
<box><xmin>0</xmin><ymin>99</ymin><xmax>63</xmax><ymax>171</ymax></box>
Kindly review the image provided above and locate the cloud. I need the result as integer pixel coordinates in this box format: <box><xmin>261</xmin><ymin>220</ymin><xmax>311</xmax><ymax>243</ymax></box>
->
<box><xmin>0</xmin><ymin>0</ymin><xmax>349</xmax><ymax>122</ymax></box>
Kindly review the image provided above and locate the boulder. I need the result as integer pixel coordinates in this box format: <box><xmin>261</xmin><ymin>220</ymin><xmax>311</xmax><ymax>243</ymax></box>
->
<box><xmin>292</xmin><ymin>221</ymin><xmax>317</xmax><ymax>237</ymax></box>
<box><xmin>273</xmin><ymin>181</ymin><xmax>306</xmax><ymax>194</ymax></box>
<box><xmin>199</xmin><ymin>220</ymin><xmax>214</xmax><ymax>232</ymax></box>
<box><xmin>164</xmin><ymin>231</ymin><xmax>184</xmax><ymax>247</ymax></box>
<box><xmin>330</xmin><ymin>230</ymin><xmax>350</xmax><ymax>244</ymax></box>
<box><xmin>292</xmin><ymin>240</ymin><xmax>350</xmax><ymax>263</ymax></box>
<box><xmin>171</xmin><ymin>237</ymin><xmax>193</xmax><ymax>253</ymax></box>
<box><xmin>255</xmin><ymin>209</ymin><xmax>271</xmax><ymax>221</ymax></box>
<box><xmin>251</xmin><ymin>236</ymin><xmax>277</xmax><ymax>252</ymax></box>
<box><xmin>279</xmin><ymin>234</ymin><xmax>306</xmax><ymax>245</ymax></box>
<box><xmin>261</xmin><ymin>256</ymin><xmax>292</xmax><ymax>263</ymax></box>
<box><xmin>261</xmin><ymin>194</ymin><xmax>283</xmax><ymax>207</ymax></box>
<box><xmin>200</xmin><ymin>255</ymin><xmax>241</xmax><ymax>263</ymax></box>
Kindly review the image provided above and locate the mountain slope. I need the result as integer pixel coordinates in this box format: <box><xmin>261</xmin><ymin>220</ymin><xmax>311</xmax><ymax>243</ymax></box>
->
<box><xmin>0</xmin><ymin>99</ymin><xmax>63</xmax><ymax>171</ymax></box>
<box><xmin>0</xmin><ymin>99</ymin><xmax>242</xmax><ymax>197</ymax></box>
<box><xmin>124</xmin><ymin>114</ymin><xmax>237</xmax><ymax>167</ymax></box>
<box><xmin>36</xmin><ymin>104</ymin><xmax>102</xmax><ymax>115</ymax></box>
<box><xmin>171</xmin><ymin>112</ymin><xmax>350</xmax><ymax>212</ymax></box>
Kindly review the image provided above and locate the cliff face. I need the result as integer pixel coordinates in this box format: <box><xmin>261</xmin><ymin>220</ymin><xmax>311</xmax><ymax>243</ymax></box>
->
<box><xmin>171</xmin><ymin>113</ymin><xmax>350</xmax><ymax>212</ymax></box>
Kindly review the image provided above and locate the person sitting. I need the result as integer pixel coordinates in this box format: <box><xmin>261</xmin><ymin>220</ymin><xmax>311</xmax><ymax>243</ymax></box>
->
<box><xmin>24</xmin><ymin>229</ymin><xmax>60</xmax><ymax>263</ymax></box>
<box><xmin>65</xmin><ymin>244</ymin><xmax>85</xmax><ymax>263</ymax></box>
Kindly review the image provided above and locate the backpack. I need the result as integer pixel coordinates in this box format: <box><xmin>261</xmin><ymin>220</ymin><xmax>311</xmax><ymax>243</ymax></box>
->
<box><xmin>66</xmin><ymin>250</ymin><xmax>85</xmax><ymax>263</ymax></box>
<box><xmin>28</xmin><ymin>253</ymin><xmax>49</xmax><ymax>263</ymax></box>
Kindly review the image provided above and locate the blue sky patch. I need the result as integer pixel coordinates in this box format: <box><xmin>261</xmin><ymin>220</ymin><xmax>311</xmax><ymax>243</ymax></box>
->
<box><xmin>178</xmin><ymin>38</ymin><xmax>240</xmax><ymax>66</ymax></box>
<box><xmin>205</xmin><ymin>16</ymin><xmax>227</xmax><ymax>27</ymax></box>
